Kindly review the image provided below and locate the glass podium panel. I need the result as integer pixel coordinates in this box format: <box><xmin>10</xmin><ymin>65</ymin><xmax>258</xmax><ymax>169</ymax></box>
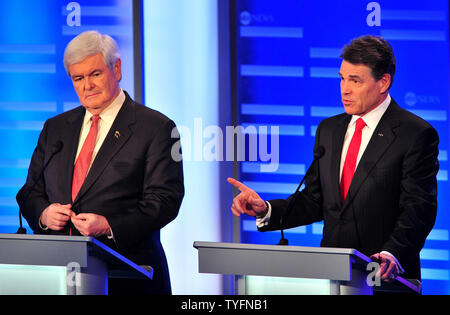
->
<box><xmin>0</xmin><ymin>264</ymin><xmax>67</xmax><ymax>295</ymax></box>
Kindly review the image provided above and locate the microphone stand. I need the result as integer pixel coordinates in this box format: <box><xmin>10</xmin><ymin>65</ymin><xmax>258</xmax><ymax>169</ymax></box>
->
<box><xmin>16</xmin><ymin>141</ymin><xmax>63</xmax><ymax>234</ymax></box>
<box><xmin>277</xmin><ymin>146</ymin><xmax>325</xmax><ymax>245</ymax></box>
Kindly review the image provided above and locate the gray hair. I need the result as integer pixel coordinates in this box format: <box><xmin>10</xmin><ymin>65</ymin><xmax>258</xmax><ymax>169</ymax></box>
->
<box><xmin>63</xmin><ymin>30</ymin><xmax>120</xmax><ymax>74</ymax></box>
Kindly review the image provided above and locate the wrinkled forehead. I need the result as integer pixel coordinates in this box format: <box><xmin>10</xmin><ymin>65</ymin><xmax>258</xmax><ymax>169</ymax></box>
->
<box><xmin>68</xmin><ymin>53</ymin><xmax>108</xmax><ymax>76</ymax></box>
<box><xmin>339</xmin><ymin>60</ymin><xmax>374</xmax><ymax>79</ymax></box>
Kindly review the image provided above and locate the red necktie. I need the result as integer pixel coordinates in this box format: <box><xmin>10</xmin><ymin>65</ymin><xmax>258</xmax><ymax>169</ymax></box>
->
<box><xmin>340</xmin><ymin>118</ymin><xmax>366</xmax><ymax>204</ymax></box>
<box><xmin>72</xmin><ymin>115</ymin><xmax>100</xmax><ymax>202</ymax></box>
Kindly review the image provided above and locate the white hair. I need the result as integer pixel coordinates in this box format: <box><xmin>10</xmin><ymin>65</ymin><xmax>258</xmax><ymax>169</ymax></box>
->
<box><xmin>63</xmin><ymin>30</ymin><xmax>120</xmax><ymax>74</ymax></box>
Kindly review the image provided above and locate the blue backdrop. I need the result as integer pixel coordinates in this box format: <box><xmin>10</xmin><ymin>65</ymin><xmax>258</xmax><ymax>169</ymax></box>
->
<box><xmin>0</xmin><ymin>0</ymin><xmax>448</xmax><ymax>295</ymax></box>
<box><xmin>235</xmin><ymin>0</ymin><xmax>449</xmax><ymax>294</ymax></box>
<box><xmin>0</xmin><ymin>1</ymin><xmax>134</xmax><ymax>232</ymax></box>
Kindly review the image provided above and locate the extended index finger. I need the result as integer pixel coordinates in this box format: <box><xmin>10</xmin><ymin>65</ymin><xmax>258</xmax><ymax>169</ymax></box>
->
<box><xmin>227</xmin><ymin>177</ymin><xmax>248</xmax><ymax>192</ymax></box>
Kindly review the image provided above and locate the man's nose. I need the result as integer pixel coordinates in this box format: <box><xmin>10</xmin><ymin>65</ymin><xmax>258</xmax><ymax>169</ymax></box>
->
<box><xmin>341</xmin><ymin>81</ymin><xmax>351</xmax><ymax>94</ymax></box>
<box><xmin>84</xmin><ymin>77</ymin><xmax>95</xmax><ymax>90</ymax></box>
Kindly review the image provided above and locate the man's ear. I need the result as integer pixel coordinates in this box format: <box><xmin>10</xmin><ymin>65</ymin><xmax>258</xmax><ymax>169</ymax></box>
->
<box><xmin>378</xmin><ymin>73</ymin><xmax>391</xmax><ymax>94</ymax></box>
<box><xmin>114</xmin><ymin>58</ymin><xmax>122</xmax><ymax>82</ymax></box>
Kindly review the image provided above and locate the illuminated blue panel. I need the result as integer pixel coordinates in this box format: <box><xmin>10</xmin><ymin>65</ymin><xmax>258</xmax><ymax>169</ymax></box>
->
<box><xmin>242</xmin><ymin>123</ymin><xmax>304</xmax><ymax>136</ymax></box>
<box><xmin>0</xmin><ymin>63</ymin><xmax>56</xmax><ymax>73</ymax></box>
<box><xmin>143</xmin><ymin>0</ymin><xmax>222</xmax><ymax>295</ymax></box>
<box><xmin>241</xmin><ymin>104</ymin><xmax>304</xmax><ymax>116</ymax></box>
<box><xmin>309</xmin><ymin>48</ymin><xmax>341</xmax><ymax>59</ymax></box>
<box><xmin>428</xmin><ymin>229</ymin><xmax>449</xmax><ymax>241</ymax></box>
<box><xmin>0</xmin><ymin>44</ymin><xmax>56</xmax><ymax>54</ymax></box>
<box><xmin>382</xmin><ymin>10</ymin><xmax>446</xmax><ymax>21</ymax></box>
<box><xmin>235</xmin><ymin>0</ymin><xmax>449</xmax><ymax>294</ymax></box>
<box><xmin>380</xmin><ymin>29</ymin><xmax>446</xmax><ymax>41</ymax></box>
<box><xmin>240</xmin><ymin>26</ymin><xmax>303</xmax><ymax>38</ymax></box>
<box><xmin>242</xmin><ymin>162</ymin><xmax>305</xmax><ymax>175</ymax></box>
<box><xmin>241</xmin><ymin>65</ymin><xmax>305</xmax><ymax>77</ymax></box>
<box><xmin>309</xmin><ymin>67</ymin><xmax>340</xmax><ymax>78</ymax></box>
<box><xmin>0</xmin><ymin>0</ymin><xmax>134</xmax><ymax>235</ymax></box>
<box><xmin>420</xmin><ymin>249</ymin><xmax>449</xmax><ymax>261</ymax></box>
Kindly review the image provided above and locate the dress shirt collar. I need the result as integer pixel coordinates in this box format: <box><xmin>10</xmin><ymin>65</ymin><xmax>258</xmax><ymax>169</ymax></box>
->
<box><xmin>82</xmin><ymin>89</ymin><xmax>125</xmax><ymax>125</ymax></box>
<box><xmin>348</xmin><ymin>94</ymin><xmax>391</xmax><ymax>130</ymax></box>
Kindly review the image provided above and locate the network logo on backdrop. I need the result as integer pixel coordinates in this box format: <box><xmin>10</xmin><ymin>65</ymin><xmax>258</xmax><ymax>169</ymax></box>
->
<box><xmin>240</xmin><ymin>10</ymin><xmax>275</xmax><ymax>25</ymax></box>
<box><xmin>404</xmin><ymin>92</ymin><xmax>441</xmax><ymax>107</ymax></box>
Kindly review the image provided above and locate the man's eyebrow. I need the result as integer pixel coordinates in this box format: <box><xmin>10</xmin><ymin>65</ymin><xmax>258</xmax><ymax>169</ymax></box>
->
<box><xmin>348</xmin><ymin>74</ymin><xmax>362</xmax><ymax>80</ymax></box>
<box><xmin>89</xmin><ymin>69</ymin><xmax>102</xmax><ymax>75</ymax></box>
<box><xmin>338</xmin><ymin>73</ymin><xmax>363</xmax><ymax>80</ymax></box>
<box><xmin>70</xmin><ymin>69</ymin><xmax>102</xmax><ymax>79</ymax></box>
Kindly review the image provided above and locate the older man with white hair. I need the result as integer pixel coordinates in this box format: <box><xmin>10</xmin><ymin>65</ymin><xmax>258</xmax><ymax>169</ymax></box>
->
<box><xmin>17</xmin><ymin>31</ymin><xmax>184</xmax><ymax>295</ymax></box>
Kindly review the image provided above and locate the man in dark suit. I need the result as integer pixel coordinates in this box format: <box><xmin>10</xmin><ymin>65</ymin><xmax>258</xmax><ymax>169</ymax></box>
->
<box><xmin>228</xmin><ymin>35</ymin><xmax>439</xmax><ymax>282</ymax></box>
<box><xmin>16</xmin><ymin>31</ymin><xmax>184</xmax><ymax>294</ymax></box>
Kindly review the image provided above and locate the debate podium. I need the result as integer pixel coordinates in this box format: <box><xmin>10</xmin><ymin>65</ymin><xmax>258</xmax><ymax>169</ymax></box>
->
<box><xmin>194</xmin><ymin>242</ymin><xmax>421</xmax><ymax>295</ymax></box>
<box><xmin>0</xmin><ymin>234</ymin><xmax>153</xmax><ymax>295</ymax></box>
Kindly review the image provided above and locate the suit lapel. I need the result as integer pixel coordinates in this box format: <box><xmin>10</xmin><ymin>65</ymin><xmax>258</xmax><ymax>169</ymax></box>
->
<box><xmin>73</xmin><ymin>97</ymin><xmax>136</xmax><ymax>205</ymax></box>
<box><xmin>331</xmin><ymin>114</ymin><xmax>351</xmax><ymax>207</ymax></box>
<box><xmin>342</xmin><ymin>100</ymin><xmax>400</xmax><ymax>210</ymax></box>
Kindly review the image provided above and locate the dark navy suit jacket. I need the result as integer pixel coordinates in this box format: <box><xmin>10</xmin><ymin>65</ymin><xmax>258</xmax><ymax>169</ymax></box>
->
<box><xmin>260</xmin><ymin>99</ymin><xmax>439</xmax><ymax>280</ymax></box>
<box><xmin>17</xmin><ymin>92</ymin><xmax>184</xmax><ymax>293</ymax></box>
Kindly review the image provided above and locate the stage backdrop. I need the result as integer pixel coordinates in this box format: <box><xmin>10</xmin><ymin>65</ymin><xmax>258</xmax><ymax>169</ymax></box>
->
<box><xmin>0</xmin><ymin>2</ymin><xmax>134</xmax><ymax>243</ymax></box>
<box><xmin>234</xmin><ymin>0</ymin><xmax>449</xmax><ymax>294</ymax></box>
<box><xmin>0</xmin><ymin>0</ymin><xmax>225</xmax><ymax>295</ymax></box>
<box><xmin>0</xmin><ymin>0</ymin><xmax>448</xmax><ymax>296</ymax></box>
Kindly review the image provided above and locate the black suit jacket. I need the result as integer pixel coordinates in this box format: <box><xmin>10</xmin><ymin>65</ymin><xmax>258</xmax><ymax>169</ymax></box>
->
<box><xmin>260</xmin><ymin>99</ymin><xmax>439</xmax><ymax>280</ymax></box>
<box><xmin>16</xmin><ymin>92</ymin><xmax>184</xmax><ymax>293</ymax></box>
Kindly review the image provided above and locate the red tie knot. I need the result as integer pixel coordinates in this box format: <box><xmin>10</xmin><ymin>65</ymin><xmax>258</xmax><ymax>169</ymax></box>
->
<box><xmin>356</xmin><ymin>118</ymin><xmax>366</xmax><ymax>131</ymax></box>
<box><xmin>91</xmin><ymin>115</ymin><xmax>100</xmax><ymax>124</ymax></box>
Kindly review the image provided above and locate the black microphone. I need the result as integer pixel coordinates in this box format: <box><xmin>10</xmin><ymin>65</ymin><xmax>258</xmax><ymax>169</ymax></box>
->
<box><xmin>16</xmin><ymin>141</ymin><xmax>64</xmax><ymax>234</ymax></box>
<box><xmin>277</xmin><ymin>145</ymin><xmax>325</xmax><ymax>245</ymax></box>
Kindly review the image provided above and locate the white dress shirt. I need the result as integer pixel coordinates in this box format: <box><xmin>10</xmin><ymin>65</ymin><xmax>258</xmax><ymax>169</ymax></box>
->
<box><xmin>339</xmin><ymin>94</ymin><xmax>391</xmax><ymax>180</ymax></box>
<box><xmin>74</xmin><ymin>89</ymin><xmax>125</xmax><ymax>169</ymax></box>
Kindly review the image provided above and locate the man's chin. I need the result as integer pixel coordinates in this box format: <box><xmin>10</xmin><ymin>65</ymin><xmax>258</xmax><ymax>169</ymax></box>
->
<box><xmin>82</xmin><ymin>102</ymin><xmax>103</xmax><ymax>112</ymax></box>
<box><xmin>82</xmin><ymin>102</ymin><xmax>99</xmax><ymax>109</ymax></box>
<box><xmin>343</xmin><ymin>107</ymin><xmax>355</xmax><ymax>115</ymax></box>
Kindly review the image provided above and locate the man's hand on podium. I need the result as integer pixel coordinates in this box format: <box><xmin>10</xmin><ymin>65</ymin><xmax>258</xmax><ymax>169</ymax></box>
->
<box><xmin>370</xmin><ymin>252</ymin><xmax>400</xmax><ymax>283</ymax></box>
<box><xmin>227</xmin><ymin>178</ymin><xmax>267</xmax><ymax>218</ymax></box>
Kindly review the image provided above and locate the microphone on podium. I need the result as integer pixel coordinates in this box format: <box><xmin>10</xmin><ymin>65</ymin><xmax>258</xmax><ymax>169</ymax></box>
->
<box><xmin>16</xmin><ymin>141</ymin><xmax>64</xmax><ymax>234</ymax></box>
<box><xmin>277</xmin><ymin>145</ymin><xmax>325</xmax><ymax>245</ymax></box>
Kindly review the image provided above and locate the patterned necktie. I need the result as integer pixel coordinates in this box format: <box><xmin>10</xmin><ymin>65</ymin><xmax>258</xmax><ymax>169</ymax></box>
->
<box><xmin>340</xmin><ymin>117</ymin><xmax>366</xmax><ymax>204</ymax></box>
<box><xmin>72</xmin><ymin>115</ymin><xmax>100</xmax><ymax>202</ymax></box>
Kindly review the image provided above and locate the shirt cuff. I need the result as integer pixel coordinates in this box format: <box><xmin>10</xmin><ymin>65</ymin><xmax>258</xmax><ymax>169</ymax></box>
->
<box><xmin>107</xmin><ymin>228</ymin><xmax>115</xmax><ymax>241</ymax></box>
<box><xmin>256</xmin><ymin>201</ymin><xmax>272</xmax><ymax>228</ymax></box>
<box><xmin>38</xmin><ymin>213</ymin><xmax>49</xmax><ymax>231</ymax></box>
<box><xmin>380</xmin><ymin>250</ymin><xmax>405</xmax><ymax>274</ymax></box>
